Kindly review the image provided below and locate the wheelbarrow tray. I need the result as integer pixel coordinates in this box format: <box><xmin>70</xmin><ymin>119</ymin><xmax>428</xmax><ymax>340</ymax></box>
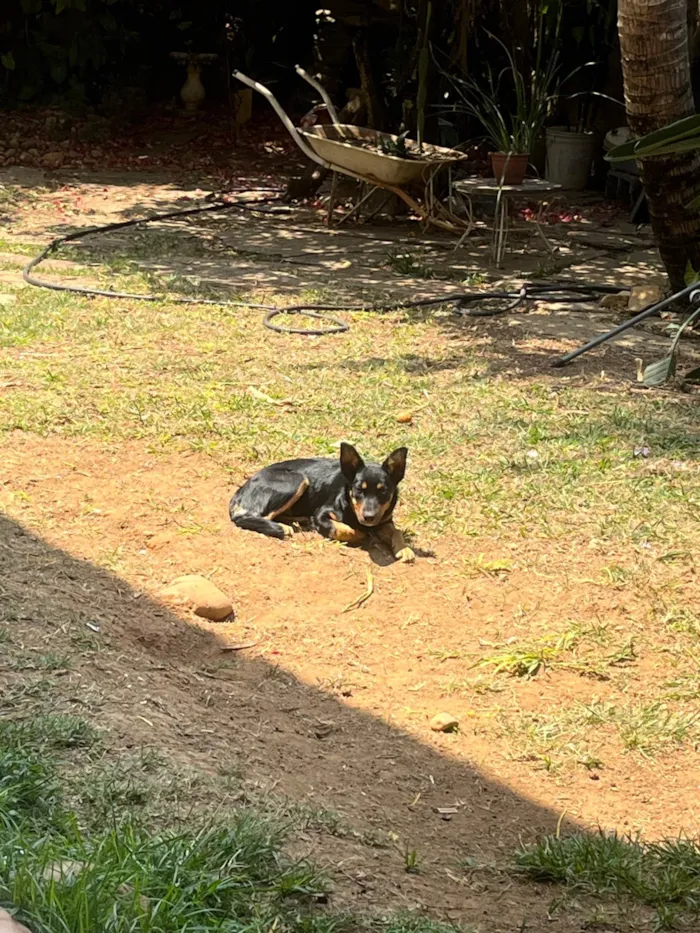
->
<box><xmin>300</xmin><ymin>125</ymin><xmax>466</xmax><ymax>186</ymax></box>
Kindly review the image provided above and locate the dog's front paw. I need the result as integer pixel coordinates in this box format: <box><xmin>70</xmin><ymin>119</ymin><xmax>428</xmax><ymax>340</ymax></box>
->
<box><xmin>330</xmin><ymin>520</ymin><xmax>366</xmax><ymax>545</ymax></box>
<box><xmin>281</xmin><ymin>524</ymin><xmax>295</xmax><ymax>539</ymax></box>
<box><xmin>396</xmin><ymin>546</ymin><xmax>415</xmax><ymax>564</ymax></box>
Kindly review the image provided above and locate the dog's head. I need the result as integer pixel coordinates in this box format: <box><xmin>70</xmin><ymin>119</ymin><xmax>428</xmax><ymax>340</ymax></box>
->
<box><xmin>339</xmin><ymin>443</ymin><xmax>407</xmax><ymax>527</ymax></box>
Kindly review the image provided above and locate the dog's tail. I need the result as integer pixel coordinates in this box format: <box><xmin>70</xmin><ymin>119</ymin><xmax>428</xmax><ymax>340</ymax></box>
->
<box><xmin>230</xmin><ymin>506</ymin><xmax>290</xmax><ymax>541</ymax></box>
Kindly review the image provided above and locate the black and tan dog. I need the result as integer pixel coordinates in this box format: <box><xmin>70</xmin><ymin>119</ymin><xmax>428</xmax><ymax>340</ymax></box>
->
<box><xmin>229</xmin><ymin>443</ymin><xmax>414</xmax><ymax>563</ymax></box>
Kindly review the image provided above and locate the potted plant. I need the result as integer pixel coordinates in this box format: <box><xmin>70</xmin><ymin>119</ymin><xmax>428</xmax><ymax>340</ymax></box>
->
<box><xmin>443</xmin><ymin>36</ymin><xmax>560</xmax><ymax>186</ymax></box>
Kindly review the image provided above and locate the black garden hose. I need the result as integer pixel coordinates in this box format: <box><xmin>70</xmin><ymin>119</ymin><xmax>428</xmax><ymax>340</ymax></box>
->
<box><xmin>23</xmin><ymin>195</ymin><xmax>632</xmax><ymax>349</ymax></box>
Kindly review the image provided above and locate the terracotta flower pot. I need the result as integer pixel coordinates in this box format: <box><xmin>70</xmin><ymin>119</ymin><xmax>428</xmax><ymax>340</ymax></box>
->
<box><xmin>490</xmin><ymin>152</ymin><xmax>529</xmax><ymax>185</ymax></box>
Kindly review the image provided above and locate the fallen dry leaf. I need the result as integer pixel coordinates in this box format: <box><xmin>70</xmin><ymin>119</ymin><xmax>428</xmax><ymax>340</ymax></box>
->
<box><xmin>342</xmin><ymin>569</ymin><xmax>374</xmax><ymax>613</ymax></box>
<box><xmin>220</xmin><ymin>640</ymin><xmax>258</xmax><ymax>652</ymax></box>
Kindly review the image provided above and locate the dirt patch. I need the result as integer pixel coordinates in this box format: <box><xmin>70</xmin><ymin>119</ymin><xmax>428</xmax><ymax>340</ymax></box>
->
<box><xmin>2</xmin><ymin>435</ymin><xmax>697</xmax><ymax>849</ymax></box>
<box><xmin>1</xmin><ymin>151</ymin><xmax>699</xmax><ymax>932</ymax></box>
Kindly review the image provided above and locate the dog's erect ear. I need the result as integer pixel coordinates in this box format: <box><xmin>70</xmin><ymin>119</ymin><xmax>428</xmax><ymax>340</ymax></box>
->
<box><xmin>340</xmin><ymin>443</ymin><xmax>365</xmax><ymax>482</ymax></box>
<box><xmin>382</xmin><ymin>447</ymin><xmax>408</xmax><ymax>485</ymax></box>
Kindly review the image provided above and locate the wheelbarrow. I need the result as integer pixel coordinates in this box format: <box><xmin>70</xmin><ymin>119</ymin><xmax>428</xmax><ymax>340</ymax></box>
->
<box><xmin>232</xmin><ymin>66</ymin><xmax>468</xmax><ymax>232</ymax></box>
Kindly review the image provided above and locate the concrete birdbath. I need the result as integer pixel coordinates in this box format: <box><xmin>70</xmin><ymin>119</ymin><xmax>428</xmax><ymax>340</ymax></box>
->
<box><xmin>170</xmin><ymin>52</ymin><xmax>217</xmax><ymax>112</ymax></box>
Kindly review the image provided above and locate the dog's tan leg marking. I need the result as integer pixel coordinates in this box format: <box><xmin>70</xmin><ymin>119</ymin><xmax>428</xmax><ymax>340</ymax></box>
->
<box><xmin>265</xmin><ymin>476</ymin><xmax>309</xmax><ymax>521</ymax></box>
<box><xmin>375</xmin><ymin>521</ymin><xmax>415</xmax><ymax>563</ymax></box>
<box><xmin>329</xmin><ymin>520</ymin><xmax>366</xmax><ymax>545</ymax></box>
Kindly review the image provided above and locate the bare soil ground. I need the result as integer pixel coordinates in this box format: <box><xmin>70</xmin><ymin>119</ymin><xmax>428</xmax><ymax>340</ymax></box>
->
<box><xmin>1</xmin><ymin>119</ymin><xmax>699</xmax><ymax>932</ymax></box>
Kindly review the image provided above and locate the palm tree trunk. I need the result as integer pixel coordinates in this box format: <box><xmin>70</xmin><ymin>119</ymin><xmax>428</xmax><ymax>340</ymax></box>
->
<box><xmin>618</xmin><ymin>0</ymin><xmax>700</xmax><ymax>291</ymax></box>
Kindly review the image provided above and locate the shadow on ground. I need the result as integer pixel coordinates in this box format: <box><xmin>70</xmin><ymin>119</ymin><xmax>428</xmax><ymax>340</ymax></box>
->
<box><xmin>0</xmin><ymin>509</ymin><xmax>588</xmax><ymax>932</ymax></box>
<box><xmin>4</xmin><ymin>166</ymin><xmax>699</xmax><ymax>382</ymax></box>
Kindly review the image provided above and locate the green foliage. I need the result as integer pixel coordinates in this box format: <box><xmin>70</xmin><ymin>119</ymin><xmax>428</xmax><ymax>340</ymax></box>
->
<box><xmin>641</xmin><ymin>303</ymin><xmax>700</xmax><ymax>387</ymax></box>
<box><xmin>0</xmin><ymin>716</ymin><xmax>331</xmax><ymax>933</ymax></box>
<box><xmin>416</xmin><ymin>2</ymin><xmax>431</xmax><ymax>148</ymax></box>
<box><xmin>440</xmin><ymin>30</ymin><xmax>561</xmax><ymax>154</ymax></box>
<box><xmin>606</xmin><ymin>115</ymin><xmax>700</xmax><ymax>164</ymax></box>
<box><xmin>378</xmin><ymin>133</ymin><xmax>410</xmax><ymax>158</ymax></box>
<box><xmin>517</xmin><ymin>831</ymin><xmax>700</xmax><ymax>929</ymax></box>
<box><xmin>2</xmin><ymin>0</ymin><xmax>126</xmax><ymax>103</ymax></box>
<box><xmin>1</xmin><ymin>820</ymin><xmax>329</xmax><ymax>933</ymax></box>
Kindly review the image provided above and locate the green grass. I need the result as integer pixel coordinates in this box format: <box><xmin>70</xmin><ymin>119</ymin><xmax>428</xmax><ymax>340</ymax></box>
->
<box><xmin>10</xmin><ymin>652</ymin><xmax>73</xmax><ymax>672</ymax></box>
<box><xmin>1</xmin><ymin>196</ymin><xmax>699</xmax><ymax>930</ymax></box>
<box><xmin>517</xmin><ymin>831</ymin><xmax>700</xmax><ymax>930</ymax></box>
<box><xmin>386</xmin><ymin>248</ymin><xmax>485</xmax><ymax>285</ymax></box>
<box><xmin>0</xmin><ymin>715</ymin><xmax>99</xmax><ymax>751</ymax></box>
<box><xmin>475</xmin><ymin>625</ymin><xmax>636</xmax><ymax>680</ymax></box>
<box><xmin>1</xmin><ymin>786</ymin><xmax>331</xmax><ymax>933</ymax></box>
<box><xmin>499</xmin><ymin>698</ymin><xmax>700</xmax><ymax>772</ymax></box>
<box><xmin>0</xmin><ymin>677</ymin><xmax>464</xmax><ymax>933</ymax></box>
<box><xmin>0</xmin><ymin>237</ymin><xmax>36</xmax><ymax>257</ymax></box>
<box><xmin>617</xmin><ymin>703</ymin><xmax>700</xmax><ymax>755</ymax></box>
<box><xmin>0</xmin><ymin>715</ymin><xmax>464</xmax><ymax>933</ymax></box>
<box><xmin>0</xmin><ymin>284</ymin><xmax>698</xmax><ymax>551</ymax></box>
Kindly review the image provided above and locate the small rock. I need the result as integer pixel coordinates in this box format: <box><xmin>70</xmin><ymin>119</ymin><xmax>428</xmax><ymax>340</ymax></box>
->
<box><xmin>430</xmin><ymin>713</ymin><xmax>459</xmax><ymax>733</ymax></box>
<box><xmin>0</xmin><ymin>295</ymin><xmax>17</xmax><ymax>306</ymax></box>
<box><xmin>147</xmin><ymin>530</ymin><xmax>176</xmax><ymax>551</ymax></box>
<box><xmin>314</xmin><ymin>720</ymin><xmax>336</xmax><ymax>739</ymax></box>
<box><xmin>41</xmin><ymin>151</ymin><xmax>64</xmax><ymax>169</ymax></box>
<box><xmin>628</xmin><ymin>284</ymin><xmax>663</xmax><ymax>313</ymax></box>
<box><xmin>396</xmin><ymin>410</ymin><xmax>413</xmax><ymax>424</ymax></box>
<box><xmin>599</xmin><ymin>292</ymin><xmax>629</xmax><ymax>311</ymax></box>
<box><xmin>160</xmin><ymin>574</ymin><xmax>233</xmax><ymax>621</ymax></box>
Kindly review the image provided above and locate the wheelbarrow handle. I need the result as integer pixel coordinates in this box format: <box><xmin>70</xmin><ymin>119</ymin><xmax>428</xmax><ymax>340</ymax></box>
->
<box><xmin>294</xmin><ymin>65</ymin><xmax>341</xmax><ymax>126</ymax></box>
<box><xmin>232</xmin><ymin>69</ymin><xmax>330</xmax><ymax>169</ymax></box>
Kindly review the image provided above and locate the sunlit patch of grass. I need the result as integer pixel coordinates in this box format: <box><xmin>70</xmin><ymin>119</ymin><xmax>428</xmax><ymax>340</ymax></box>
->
<box><xmin>0</xmin><ymin>237</ymin><xmax>36</xmax><ymax>256</ymax></box>
<box><xmin>499</xmin><ymin>697</ymin><xmax>700</xmax><ymax>771</ymax></box>
<box><xmin>1</xmin><ymin>283</ymin><xmax>698</xmax><ymax>553</ymax></box>
<box><xmin>663</xmin><ymin>675</ymin><xmax>700</xmax><ymax>703</ymax></box>
<box><xmin>1</xmin><ymin>226</ymin><xmax>699</xmax><ymax>829</ymax></box>
<box><xmin>617</xmin><ymin>703</ymin><xmax>700</xmax><ymax>756</ymax></box>
<box><xmin>475</xmin><ymin>624</ymin><xmax>636</xmax><ymax>680</ymax></box>
<box><xmin>477</xmin><ymin>631</ymin><xmax>580</xmax><ymax>679</ymax></box>
<box><xmin>498</xmin><ymin>706</ymin><xmax>605</xmax><ymax>774</ymax></box>
<box><xmin>662</xmin><ymin>607</ymin><xmax>700</xmax><ymax>640</ymax></box>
